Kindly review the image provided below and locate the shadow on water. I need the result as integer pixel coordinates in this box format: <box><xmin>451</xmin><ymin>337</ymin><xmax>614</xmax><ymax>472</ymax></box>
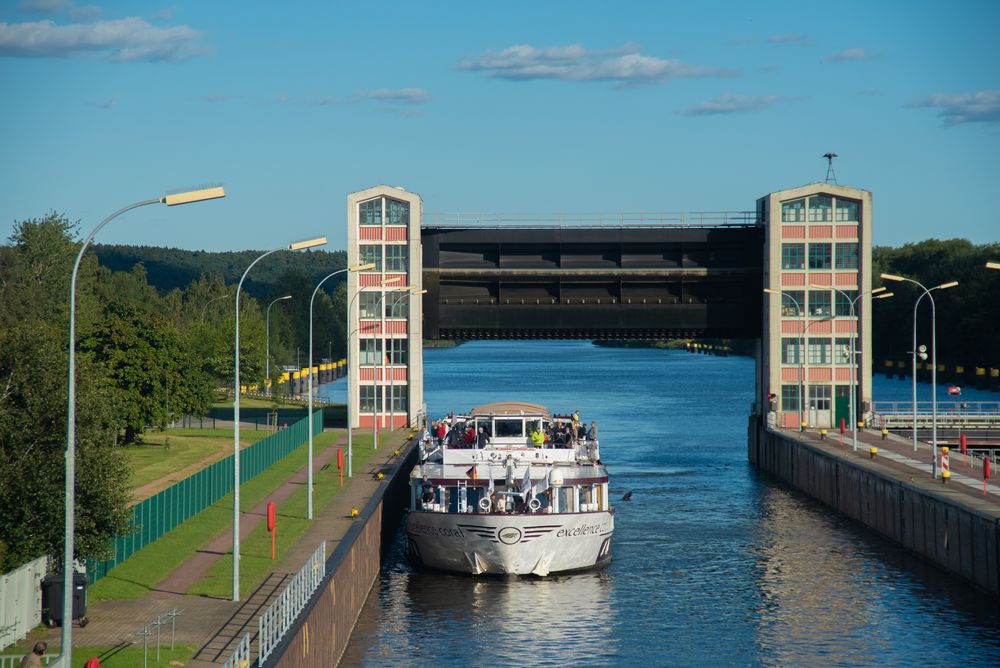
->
<box><xmin>340</xmin><ymin>342</ymin><xmax>1000</xmax><ymax>667</ymax></box>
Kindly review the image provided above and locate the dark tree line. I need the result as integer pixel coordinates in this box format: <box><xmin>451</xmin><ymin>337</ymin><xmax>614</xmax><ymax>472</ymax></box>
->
<box><xmin>872</xmin><ymin>239</ymin><xmax>1000</xmax><ymax>368</ymax></box>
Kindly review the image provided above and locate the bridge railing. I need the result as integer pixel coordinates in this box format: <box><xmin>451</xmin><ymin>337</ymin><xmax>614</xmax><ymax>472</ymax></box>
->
<box><xmin>221</xmin><ymin>632</ymin><xmax>250</xmax><ymax>668</ymax></box>
<box><xmin>257</xmin><ymin>542</ymin><xmax>326</xmax><ymax>665</ymax></box>
<box><xmin>423</xmin><ymin>211</ymin><xmax>757</xmax><ymax>228</ymax></box>
<box><xmin>872</xmin><ymin>401</ymin><xmax>1000</xmax><ymax>416</ymax></box>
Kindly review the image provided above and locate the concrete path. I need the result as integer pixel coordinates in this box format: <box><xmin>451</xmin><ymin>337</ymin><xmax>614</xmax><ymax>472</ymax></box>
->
<box><xmin>790</xmin><ymin>425</ymin><xmax>999</xmax><ymax>510</ymax></box>
<box><xmin>18</xmin><ymin>428</ymin><xmax>415</xmax><ymax>668</ymax></box>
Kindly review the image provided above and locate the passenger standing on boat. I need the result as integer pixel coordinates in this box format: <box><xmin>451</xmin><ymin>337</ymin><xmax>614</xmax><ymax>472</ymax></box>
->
<box><xmin>421</xmin><ymin>476</ymin><xmax>435</xmax><ymax>504</ymax></box>
<box><xmin>436</xmin><ymin>421</ymin><xmax>446</xmax><ymax>444</ymax></box>
<box><xmin>531</xmin><ymin>425</ymin><xmax>545</xmax><ymax>447</ymax></box>
<box><xmin>446</xmin><ymin>423</ymin><xmax>461</xmax><ymax>448</ymax></box>
<box><xmin>587</xmin><ymin>421</ymin><xmax>598</xmax><ymax>442</ymax></box>
<box><xmin>476</xmin><ymin>426</ymin><xmax>491</xmax><ymax>449</ymax></box>
<box><xmin>464</xmin><ymin>424</ymin><xmax>476</xmax><ymax>447</ymax></box>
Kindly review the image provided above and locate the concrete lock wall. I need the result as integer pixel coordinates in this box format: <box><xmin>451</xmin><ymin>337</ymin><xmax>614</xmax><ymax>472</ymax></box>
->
<box><xmin>265</xmin><ymin>440</ymin><xmax>419</xmax><ymax>667</ymax></box>
<box><xmin>749</xmin><ymin>418</ymin><xmax>1000</xmax><ymax>597</ymax></box>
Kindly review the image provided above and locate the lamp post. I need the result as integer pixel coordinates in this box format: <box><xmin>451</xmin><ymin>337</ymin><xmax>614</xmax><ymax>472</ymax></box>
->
<box><xmin>201</xmin><ymin>294</ymin><xmax>229</xmax><ymax>322</ymax></box>
<box><xmin>386</xmin><ymin>288</ymin><xmax>426</xmax><ymax>432</ymax></box>
<box><xmin>307</xmin><ymin>264</ymin><xmax>372</xmax><ymax>519</ymax></box>
<box><xmin>265</xmin><ymin>295</ymin><xmax>292</xmax><ymax>396</ymax></box>
<box><xmin>346</xmin><ymin>276</ymin><xmax>402</xmax><ymax>477</ymax></box>
<box><xmin>808</xmin><ymin>285</ymin><xmax>893</xmax><ymax>451</ymax></box>
<box><xmin>881</xmin><ymin>274</ymin><xmax>958</xmax><ymax>475</ymax></box>
<box><xmin>764</xmin><ymin>288</ymin><xmax>804</xmax><ymax>431</ymax></box>
<box><xmin>233</xmin><ymin>236</ymin><xmax>326</xmax><ymax>602</ymax></box>
<box><xmin>374</xmin><ymin>285</ymin><xmax>414</xmax><ymax>449</ymax></box>
<box><xmin>63</xmin><ymin>185</ymin><xmax>225</xmax><ymax>663</ymax></box>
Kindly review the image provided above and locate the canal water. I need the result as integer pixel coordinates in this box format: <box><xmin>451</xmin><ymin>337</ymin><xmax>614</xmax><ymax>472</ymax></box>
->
<box><xmin>331</xmin><ymin>342</ymin><xmax>999</xmax><ymax>666</ymax></box>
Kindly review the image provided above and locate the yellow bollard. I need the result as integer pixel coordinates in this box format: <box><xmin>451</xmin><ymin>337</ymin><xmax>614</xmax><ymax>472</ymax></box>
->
<box><xmin>869</xmin><ymin>447</ymin><xmax>878</xmax><ymax>459</ymax></box>
<box><xmin>942</xmin><ymin>470</ymin><xmax>951</xmax><ymax>483</ymax></box>
<box><xmin>881</xmin><ymin>428</ymin><xmax>888</xmax><ymax>440</ymax></box>
<box><xmin>801</xmin><ymin>421</ymin><xmax>808</xmax><ymax>430</ymax></box>
<box><xmin>377</xmin><ymin>472</ymin><xmax>385</xmax><ymax>480</ymax></box>
<box><xmin>820</xmin><ymin>429</ymin><xmax>828</xmax><ymax>440</ymax></box>
<box><xmin>351</xmin><ymin>507</ymin><xmax>359</xmax><ymax>518</ymax></box>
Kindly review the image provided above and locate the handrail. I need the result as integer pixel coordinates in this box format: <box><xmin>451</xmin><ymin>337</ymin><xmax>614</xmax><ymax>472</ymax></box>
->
<box><xmin>221</xmin><ymin>632</ymin><xmax>251</xmax><ymax>668</ymax></box>
<box><xmin>257</xmin><ymin>542</ymin><xmax>326</xmax><ymax>664</ymax></box>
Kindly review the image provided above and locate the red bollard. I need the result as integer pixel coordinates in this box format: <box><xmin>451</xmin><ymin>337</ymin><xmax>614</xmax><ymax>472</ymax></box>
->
<box><xmin>840</xmin><ymin>418</ymin><xmax>845</xmax><ymax>434</ymax></box>
<box><xmin>337</xmin><ymin>447</ymin><xmax>344</xmax><ymax>486</ymax></box>
<box><xmin>985</xmin><ymin>459</ymin><xmax>991</xmax><ymax>497</ymax></box>
<box><xmin>960</xmin><ymin>433</ymin><xmax>967</xmax><ymax>465</ymax></box>
<box><xmin>267</xmin><ymin>501</ymin><xmax>276</xmax><ymax>560</ymax></box>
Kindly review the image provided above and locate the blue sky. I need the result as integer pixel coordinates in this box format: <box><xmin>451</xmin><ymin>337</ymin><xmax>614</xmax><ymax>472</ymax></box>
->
<box><xmin>1</xmin><ymin>0</ymin><xmax>998</xmax><ymax>252</ymax></box>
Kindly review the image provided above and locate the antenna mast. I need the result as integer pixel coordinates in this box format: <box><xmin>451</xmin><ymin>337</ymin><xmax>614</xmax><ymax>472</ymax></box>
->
<box><xmin>823</xmin><ymin>152</ymin><xmax>838</xmax><ymax>184</ymax></box>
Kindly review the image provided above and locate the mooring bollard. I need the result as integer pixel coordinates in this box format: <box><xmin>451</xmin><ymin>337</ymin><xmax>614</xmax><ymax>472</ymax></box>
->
<box><xmin>881</xmin><ymin>428</ymin><xmax>888</xmax><ymax>440</ymax></box>
<box><xmin>870</xmin><ymin>447</ymin><xmax>878</xmax><ymax>459</ymax></box>
<box><xmin>820</xmin><ymin>428</ymin><xmax>827</xmax><ymax>440</ymax></box>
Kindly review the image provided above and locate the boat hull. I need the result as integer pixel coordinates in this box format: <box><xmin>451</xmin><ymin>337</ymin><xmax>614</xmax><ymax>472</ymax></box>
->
<box><xmin>406</xmin><ymin>510</ymin><xmax>614</xmax><ymax>576</ymax></box>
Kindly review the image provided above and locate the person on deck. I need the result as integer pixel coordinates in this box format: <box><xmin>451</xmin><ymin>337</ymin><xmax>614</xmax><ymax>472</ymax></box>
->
<box><xmin>476</xmin><ymin>426</ymin><xmax>491</xmax><ymax>449</ymax></box>
<box><xmin>587</xmin><ymin>421</ymin><xmax>598</xmax><ymax>442</ymax></box>
<box><xmin>531</xmin><ymin>425</ymin><xmax>545</xmax><ymax>447</ymax></box>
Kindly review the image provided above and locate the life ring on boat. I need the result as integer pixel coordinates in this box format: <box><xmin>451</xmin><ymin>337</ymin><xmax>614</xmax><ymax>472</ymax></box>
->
<box><xmin>528</xmin><ymin>498</ymin><xmax>541</xmax><ymax>512</ymax></box>
<box><xmin>478</xmin><ymin>497</ymin><xmax>491</xmax><ymax>512</ymax></box>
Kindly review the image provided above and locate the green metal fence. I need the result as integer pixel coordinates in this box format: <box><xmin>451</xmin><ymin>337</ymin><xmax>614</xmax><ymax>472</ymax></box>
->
<box><xmin>87</xmin><ymin>411</ymin><xmax>322</xmax><ymax>583</ymax></box>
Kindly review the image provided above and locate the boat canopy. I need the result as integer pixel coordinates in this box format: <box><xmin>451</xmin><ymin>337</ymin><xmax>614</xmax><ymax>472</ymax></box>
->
<box><xmin>470</xmin><ymin>401</ymin><xmax>550</xmax><ymax>419</ymax></box>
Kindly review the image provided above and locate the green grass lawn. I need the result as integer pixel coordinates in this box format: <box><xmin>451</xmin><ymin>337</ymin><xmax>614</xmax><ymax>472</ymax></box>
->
<box><xmin>126</xmin><ymin>429</ymin><xmax>267</xmax><ymax>493</ymax></box>
<box><xmin>1</xmin><ymin>644</ymin><xmax>197</xmax><ymax>667</ymax></box>
<box><xmin>187</xmin><ymin>431</ymin><xmax>384</xmax><ymax>598</ymax></box>
<box><xmin>89</xmin><ymin>430</ymin><xmax>344</xmax><ymax>602</ymax></box>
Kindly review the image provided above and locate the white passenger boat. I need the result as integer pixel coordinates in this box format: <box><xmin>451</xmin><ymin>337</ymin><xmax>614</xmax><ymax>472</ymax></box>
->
<box><xmin>406</xmin><ymin>402</ymin><xmax>614</xmax><ymax>576</ymax></box>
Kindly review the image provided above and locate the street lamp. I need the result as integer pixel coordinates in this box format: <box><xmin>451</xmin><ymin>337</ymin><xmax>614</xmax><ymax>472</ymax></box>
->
<box><xmin>387</xmin><ymin>288</ymin><xmax>426</xmax><ymax>432</ymax></box>
<box><xmin>233</xmin><ymin>236</ymin><xmax>326</xmax><ymax>602</ymax></box>
<box><xmin>201</xmin><ymin>294</ymin><xmax>229</xmax><ymax>322</ymax></box>
<box><xmin>346</xmin><ymin>276</ymin><xmax>402</xmax><ymax>477</ymax></box>
<box><xmin>764</xmin><ymin>288</ymin><xmax>805</xmax><ymax>431</ymax></box>
<box><xmin>986</xmin><ymin>261</ymin><xmax>1000</xmax><ymax>270</ymax></box>
<box><xmin>266</xmin><ymin>295</ymin><xmax>293</xmax><ymax>396</ymax></box>
<box><xmin>374</xmin><ymin>285</ymin><xmax>415</xmax><ymax>449</ymax></box>
<box><xmin>880</xmin><ymin>273</ymin><xmax>959</xmax><ymax>475</ymax></box>
<box><xmin>306</xmin><ymin>263</ymin><xmax>373</xmax><ymax>519</ymax></box>
<box><xmin>63</xmin><ymin>185</ymin><xmax>225</xmax><ymax>664</ymax></box>
<box><xmin>808</xmin><ymin>285</ymin><xmax>893</xmax><ymax>451</ymax></box>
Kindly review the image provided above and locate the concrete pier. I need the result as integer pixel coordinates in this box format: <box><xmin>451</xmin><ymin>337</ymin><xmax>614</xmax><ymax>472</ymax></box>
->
<box><xmin>749</xmin><ymin>418</ymin><xmax>1000</xmax><ymax>597</ymax></box>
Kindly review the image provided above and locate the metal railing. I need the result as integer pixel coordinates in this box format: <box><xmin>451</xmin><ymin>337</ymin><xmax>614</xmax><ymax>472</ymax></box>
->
<box><xmin>872</xmin><ymin>402</ymin><xmax>1000</xmax><ymax>430</ymax></box>
<box><xmin>134</xmin><ymin>608</ymin><xmax>182</xmax><ymax>668</ymax></box>
<box><xmin>221</xmin><ymin>632</ymin><xmax>251</xmax><ymax>668</ymax></box>
<box><xmin>257</xmin><ymin>542</ymin><xmax>326</xmax><ymax>664</ymax></box>
<box><xmin>423</xmin><ymin>210</ymin><xmax>757</xmax><ymax>228</ymax></box>
<box><xmin>872</xmin><ymin>401</ymin><xmax>1000</xmax><ymax>415</ymax></box>
<box><xmin>0</xmin><ymin>654</ymin><xmax>59</xmax><ymax>667</ymax></box>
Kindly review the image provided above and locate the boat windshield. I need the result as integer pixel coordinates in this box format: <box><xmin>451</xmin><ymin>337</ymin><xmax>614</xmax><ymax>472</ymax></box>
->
<box><xmin>494</xmin><ymin>419</ymin><xmax>523</xmax><ymax>437</ymax></box>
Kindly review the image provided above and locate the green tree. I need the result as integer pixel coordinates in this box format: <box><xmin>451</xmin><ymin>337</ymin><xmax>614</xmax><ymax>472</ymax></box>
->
<box><xmin>79</xmin><ymin>300</ymin><xmax>211</xmax><ymax>443</ymax></box>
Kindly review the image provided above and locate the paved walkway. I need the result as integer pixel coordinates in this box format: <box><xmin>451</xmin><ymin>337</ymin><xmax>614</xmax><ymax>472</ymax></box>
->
<box><xmin>20</xmin><ymin>428</ymin><xmax>414</xmax><ymax>667</ymax></box>
<box><xmin>786</xmin><ymin>425</ymin><xmax>1000</xmax><ymax>512</ymax></box>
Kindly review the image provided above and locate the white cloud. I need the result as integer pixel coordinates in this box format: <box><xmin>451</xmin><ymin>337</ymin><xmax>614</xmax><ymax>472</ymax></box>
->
<box><xmin>18</xmin><ymin>0</ymin><xmax>70</xmax><ymax>13</ymax></box>
<box><xmin>67</xmin><ymin>4</ymin><xmax>100</xmax><ymax>21</ymax></box>
<box><xmin>458</xmin><ymin>43</ymin><xmax>736</xmax><ymax>87</ymax></box>
<box><xmin>908</xmin><ymin>90</ymin><xmax>1000</xmax><ymax>126</ymax></box>
<box><xmin>825</xmin><ymin>47</ymin><xmax>881</xmax><ymax>62</ymax></box>
<box><xmin>355</xmin><ymin>88</ymin><xmax>430</xmax><ymax>104</ymax></box>
<box><xmin>768</xmin><ymin>34</ymin><xmax>810</xmax><ymax>45</ymax></box>
<box><xmin>0</xmin><ymin>17</ymin><xmax>203</xmax><ymax>62</ymax></box>
<box><xmin>680</xmin><ymin>93</ymin><xmax>793</xmax><ymax>116</ymax></box>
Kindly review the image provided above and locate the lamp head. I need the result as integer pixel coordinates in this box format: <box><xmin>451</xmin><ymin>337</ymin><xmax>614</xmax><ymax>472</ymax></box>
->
<box><xmin>383</xmin><ymin>277</ymin><xmax>403</xmax><ymax>286</ymax></box>
<box><xmin>279</xmin><ymin>294</ymin><xmax>292</xmax><ymax>301</ymax></box>
<box><xmin>289</xmin><ymin>237</ymin><xmax>327</xmax><ymax>251</ymax></box>
<box><xmin>161</xmin><ymin>184</ymin><xmax>226</xmax><ymax>206</ymax></box>
<box><xmin>874</xmin><ymin>292</ymin><xmax>894</xmax><ymax>299</ymax></box>
<box><xmin>350</xmin><ymin>262</ymin><xmax>377</xmax><ymax>271</ymax></box>
<box><xmin>872</xmin><ymin>286</ymin><xmax>887</xmax><ymax>295</ymax></box>
<box><xmin>936</xmin><ymin>280</ymin><xmax>959</xmax><ymax>290</ymax></box>
<box><xmin>987</xmin><ymin>261</ymin><xmax>1000</xmax><ymax>270</ymax></box>
<box><xmin>880</xmin><ymin>273</ymin><xmax>905</xmax><ymax>282</ymax></box>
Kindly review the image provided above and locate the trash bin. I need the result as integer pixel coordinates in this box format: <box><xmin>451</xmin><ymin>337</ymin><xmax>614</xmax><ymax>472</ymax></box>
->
<box><xmin>41</xmin><ymin>573</ymin><xmax>89</xmax><ymax>627</ymax></box>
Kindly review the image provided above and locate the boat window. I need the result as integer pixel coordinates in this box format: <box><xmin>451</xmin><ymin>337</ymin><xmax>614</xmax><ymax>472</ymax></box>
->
<box><xmin>494</xmin><ymin>419</ymin><xmax>523</xmax><ymax>437</ymax></box>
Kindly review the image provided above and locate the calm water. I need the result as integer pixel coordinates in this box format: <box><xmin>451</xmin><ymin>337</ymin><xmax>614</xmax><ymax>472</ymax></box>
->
<box><xmin>330</xmin><ymin>342</ymin><xmax>999</xmax><ymax>667</ymax></box>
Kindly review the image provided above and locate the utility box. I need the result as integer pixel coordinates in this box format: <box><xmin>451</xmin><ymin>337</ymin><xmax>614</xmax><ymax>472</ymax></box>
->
<box><xmin>41</xmin><ymin>573</ymin><xmax>89</xmax><ymax>627</ymax></box>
